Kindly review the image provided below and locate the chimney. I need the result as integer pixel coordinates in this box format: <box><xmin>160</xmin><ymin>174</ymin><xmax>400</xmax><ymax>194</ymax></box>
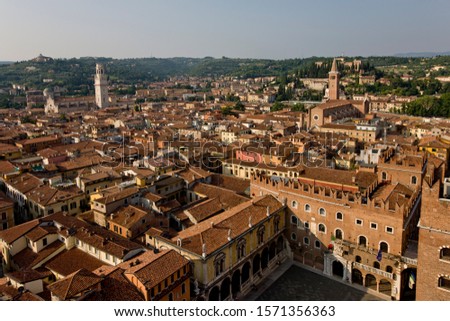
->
<box><xmin>248</xmin><ymin>215</ymin><xmax>252</xmax><ymax>228</ymax></box>
<box><xmin>266</xmin><ymin>206</ymin><xmax>270</xmax><ymax>217</ymax></box>
<box><xmin>202</xmin><ymin>243</ymin><xmax>206</xmax><ymax>259</ymax></box>
<box><xmin>210</xmin><ymin>221</ymin><xmax>214</xmax><ymax>228</ymax></box>
<box><xmin>227</xmin><ymin>228</ymin><xmax>232</xmax><ymax>241</ymax></box>
<box><xmin>177</xmin><ymin>238</ymin><xmax>182</xmax><ymax>247</ymax></box>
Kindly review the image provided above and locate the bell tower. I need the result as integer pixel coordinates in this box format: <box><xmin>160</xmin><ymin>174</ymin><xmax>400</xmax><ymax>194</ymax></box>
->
<box><xmin>328</xmin><ymin>58</ymin><xmax>340</xmax><ymax>100</ymax></box>
<box><xmin>94</xmin><ymin>63</ymin><xmax>109</xmax><ymax>108</ymax></box>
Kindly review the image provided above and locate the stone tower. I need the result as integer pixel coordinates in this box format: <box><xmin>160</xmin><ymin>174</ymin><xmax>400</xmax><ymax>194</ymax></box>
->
<box><xmin>328</xmin><ymin>58</ymin><xmax>340</xmax><ymax>100</ymax></box>
<box><xmin>94</xmin><ymin>63</ymin><xmax>109</xmax><ymax>108</ymax></box>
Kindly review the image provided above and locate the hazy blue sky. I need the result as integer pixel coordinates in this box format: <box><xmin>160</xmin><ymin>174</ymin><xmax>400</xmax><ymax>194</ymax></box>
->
<box><xmin>1</xmin><ymin>0</ymin><xmax>449</xmax><ymax>60</ymax></box>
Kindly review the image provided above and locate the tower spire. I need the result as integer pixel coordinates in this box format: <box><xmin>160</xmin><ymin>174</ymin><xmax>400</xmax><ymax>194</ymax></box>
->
<box><xmin>330</xmin><ymin>58</ymin><xmax>338</xmax><ymax>73</ymax></box>
<box><xmin>328</xmin><ymin>58</ymin><xmax>340</xmax><ymax>100</ymax></box>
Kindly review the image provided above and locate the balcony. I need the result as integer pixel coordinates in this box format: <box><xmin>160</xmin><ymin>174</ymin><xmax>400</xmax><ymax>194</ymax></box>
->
<box><xmin>353</xmin><ymin>262</ymin><xmax>393</xmax><ymax>279</ymax></box>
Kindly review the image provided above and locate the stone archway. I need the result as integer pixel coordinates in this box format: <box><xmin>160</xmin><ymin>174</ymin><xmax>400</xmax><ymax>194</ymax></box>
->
<box><xmin>242</xmin><ymin>261</ymin><xmax>251</xmax><ymax>284</ymax></box>
<box><xmin>332</xmin><ymin>260</ymin><xmax>344</xmax><ymax>278</ymax></box>
<box><xmin>379</xmin><ymin>279</ymin><xmax>391</xmax><ymax>296</ymax></box>
<box><xmin>232</xmin><ymin>270</ymin><xmax>241</xmax><ymax>297</ymax></box>
<box><xmin>253</xmin><ymin>254</ymin><xmax>261</xmax><ymax>275</ymax></box>
<box><xmin>352</xmin><ymin>268</ymin><xmax>363</xmax><ymax>285</ymax></box>
<box><xmin>276</xmin><ymin>236</ymin><xmax>284</xmax><ymax>254</ymax></box>
<box><xmin>208</xmin><ymin>286</ymin><xmax>220</xmax><ymax>301</ymax></box>
<box><xmin>365</xmin><ymin>274</ymin><xmax>377</xmax><ymax>290</ymax></box>
<box><xmin>400</xmin><ymin>268</ymin><xmax>417</xmax><ymax>301</ymax></box>
<box><xmin>269</xmin><ymin>242</ymin><xmax>276</xmax><ymax>261</ymax></box>
<box><xmin>261</xmin><ymin>248</ymin><xmax>269</xmax><ymax>270</ymax></box>
<box><xmin>220</xmin><ymin>277</ymin><xmax>231</xmax><ymax>301</ymax></box>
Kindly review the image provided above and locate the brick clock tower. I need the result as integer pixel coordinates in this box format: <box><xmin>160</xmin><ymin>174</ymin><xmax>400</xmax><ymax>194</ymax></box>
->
<box><xmin>94</xmin><ymin>63</ymin><xmax>109</xmax><ymax>108</ymax></box>
<box><xmin>328</xmin><ymin>58</ymin><xmax>340</xmax><ymax>100</ymax></box>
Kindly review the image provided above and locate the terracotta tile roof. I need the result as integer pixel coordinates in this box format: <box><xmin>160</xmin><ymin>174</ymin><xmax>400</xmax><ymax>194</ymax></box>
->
<box><xmin>171</xmin><ymin>194</ymin><xmax>283</xmax><ymax>256</ymax></box>
<box><xmin>0</xmin><ymin>219</ymin><xmax>40</xmax><ymax>244</ymax></box>
<box><xmin>121</xmin><ymin>250</ymin><xmax>189</xmax><ymax>289</ymax></box>
<box><xmin>47</xmin><ymin>268</ymin><xmax>103</xmax><ymax>300</ymax></box>
<box><xmin>45</xmin><ymin>248</ymin><xmax>106</xmax><ymax>277</ymax></box>
<box><xmin>6</xmin><ymin>269</ymin><xmax>44</xmax><ymax>283</ymax></box>
<box><xmin>25</xmin><ymin>225</ymin><xmax>57</xmax><ymax>242</ymax></box>
<box><xmin>26</xmin><ymin>185</ymin><xmax>84</xmax><ymax>206</ymax></box>
<box><xmin>6</xmin><ymin>173</ymin><xmax>43</xmax><ymax>194</ymax></box>
<box><xmin>142</xmin><ymin>192</ymin><xmax>164</xmax><ymax>202</ymax></box>
<box><xmin>50</xmin><ymin>212</ymin><xmax>143</xmax><ymax>259</ymax></box>
<box><xmin>372</xmin><ymin>183</ymin><xmax>414</xmax><ymax>209</ymax></box>
<box><xmin>84</xmin><ymin>267</ymin><xmax>144</xmax><ymax>301</ymax></box>
<box><xmin>0</xmin><ymin>283</ymin><xmax>44</xmax><ymax>301</ymax></box>
<box><xmin>0</xmin><ymin>160</ymin><xmax>18</xmax><ymax>175</ymax></box>
<box><xmin>13</xmin><ymin>240</ymin><xmax>65</xmax><ymax>270</ymax></box>
<box><xmin>95</xmin><ymin>187</ymin><xmax>140</xmax><ymax>205</ymax></box>
<box><xmin>299</xmin><ymin>167</ymin><xmax>378</xmax><ymax>190</ymax></box>
<box><xmin>108</xmin><ymin>205</ymin><xmax>152</xmax><ymax>229</ymax></box>
<box><xmin>210</xmin><ymin>174</ymin><xmax>250</xmax><ymax>194</ymax></box>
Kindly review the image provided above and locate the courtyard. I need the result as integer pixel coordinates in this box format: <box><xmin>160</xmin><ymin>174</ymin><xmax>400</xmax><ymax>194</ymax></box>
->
<box><xmin>255</xmin><ymin>264</ymin><xmax>382</xmax><ymax>301</ymax></box>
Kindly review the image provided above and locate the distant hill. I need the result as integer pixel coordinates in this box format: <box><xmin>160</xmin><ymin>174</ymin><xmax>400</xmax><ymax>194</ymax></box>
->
<box><xmin>0</xmin><ymin>61</ymin><xmax>13</xmax><ymax>65</ymax></box>
<box><xmin>394</xmin><ymin>51</ymin><xmax>450</xmax><ymax>58</ymax></box>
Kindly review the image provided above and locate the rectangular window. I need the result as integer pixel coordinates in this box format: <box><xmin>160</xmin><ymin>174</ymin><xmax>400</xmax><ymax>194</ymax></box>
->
<box><xmin>43</xmin><ymin>238</ymin><xmax>47</xmax><ymax>246</ymax></box>
<box><xmin>105</xmin><ymin>253</ymin><xmax>110</xmax><ymax>260</ymax></box>
<box><xmin>370</xmin><ymin>222</ymin><xmax>378</xmax><ymax>230</ymax></box>
<box><xmin>1</xmin><ymin>213</ymin><xmax>6</xmax><ymax>220</ymax></box>
<box><xmin>386</xmin><ymin>226</ymin><xmax>394</xmax><ymax>234</ymax></box>
<box><xmin>356</xmin><ymin>219</ymin><xmax>363</xmax><ymax>226</ymax></box>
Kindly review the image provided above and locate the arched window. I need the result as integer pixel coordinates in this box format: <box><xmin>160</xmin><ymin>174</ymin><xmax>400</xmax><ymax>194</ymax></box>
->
<box><xmin>355</xmin><ymin>255</ymin><xmax>362</xmax><ymax>263</ymax></box>
<box><xmin>292</xmin><ymin>200</ymin><xmax>298</xmax><ymax>209</ymax></box>
<box><xmin>336</xmin><ymin>212</ymin><xmax>343</xmax><ymax>221</ymax></box>
<box><xmin>291</xmin><ymin>215</ymin><xmax>298</xmax><ymax>225</ymax></box>
<box><xmin>380</xmin><ymin>241</ymin><xmax>389</xmax><ymax>253</ymax></box>
<box><xmin>274</xmin><ymin>215</ymin><xmax>280</xmax><ymax>233</ymax></box>
<box><xmin>440</xmin><ymin>248</ymin><xmax>450</xmax><ymax>261</ymax></box>
<box><xmin>314</xmin><ymin>240</ymin><xmax>321</xmax><ymax>249</ymax></box>
<box><xmin>335</xmin><ymin>229</ymin><xmax>343</xmax><ymax>240</ymax></box>
<box><xmin>382</xmin><ymin>172</ymin><xmax>387</xmax><ymax>181</ymax></box>
<box><xmin>386</xmin><ymin>266</ymin><xmax>393</xmax><ymax>273</ymax></box>
<box><xmin>304</xmin><ymin>222</ymin><xmax>310</xmax><ymax>229</ymax></box>
<box><xmin>373</xmin><ymin>261</ymin><xmax>380</xmax><ymax>269</ymax></box>
<box><xmin>291</xmin><ymin>233</ymin><xmax>297</xmax><ymax>241</ymax></box>
<box><xmin>214</xmin><ymin>253</ymin><xmax>226</xmax><ymax>277</ymax></box>
<box><xmin>237</xmin><ymin>239</ymin><xmax>246</xmax><ymax>260</ymax></box>
<box><xmin>318</xmin><ymin>223</ymin><xmax>326</xmax><ymax>233</ymax></box>
<box><xmin>319</xmin><ymin>208</ymin><xmax>326</xmax><ymax>216</ymax></box>
<box><xmin>358</xmin><ymin>235</ymin><xmax>367</xmax><ymax>247</ymax></box>
<box><xmin>304</xmin><ymin>204</ymin><xmax>311</xmax><ymax>212</ymax></box>
<box><xmin>303</xmin><ymin>237</ymin><xmax>310</xmax><ymax>245</ymax></box>
<box><xmin>257</xmin><ymin>226</ymin><xmax>265</xmax><ymax>245</ymax></box>
<box><xmin>438</xmin><ymin>277</ymin><xmax>450</xmax><ymax>291</ymax></box>
<box><xmin>411</xmin><ymin>176</ymin><xmax>417</xmax><ymax>185</ymax></box>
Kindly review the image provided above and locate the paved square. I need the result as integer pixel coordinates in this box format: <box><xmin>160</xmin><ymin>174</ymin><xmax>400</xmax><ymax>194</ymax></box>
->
<box><xmin>256</xmin><ymin>265</ymin><xmax>382</xmax><ymax>301</ymax></box>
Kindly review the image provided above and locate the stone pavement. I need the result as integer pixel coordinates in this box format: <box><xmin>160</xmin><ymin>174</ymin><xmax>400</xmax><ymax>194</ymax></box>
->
<box><xmin>244</xmin><ymin>261</ymin><xmax>382</xmax><ymax>301</ymax></box>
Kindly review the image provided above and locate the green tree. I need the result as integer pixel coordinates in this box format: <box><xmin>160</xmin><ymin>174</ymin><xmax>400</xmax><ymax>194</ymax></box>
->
<box><xmin>271</xmin><ymin>102</ymin><xmax>285</xmax><ymax>112</ymax></box>
<box><xmin>234</xmin><ymin>101</ymin><xmax>245</xmax><ymax>111</ymax></box>
<box><xmin>291</xmin><ymin>103</ymin><xmax>306</xmax><ymax>112</ymax></box>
